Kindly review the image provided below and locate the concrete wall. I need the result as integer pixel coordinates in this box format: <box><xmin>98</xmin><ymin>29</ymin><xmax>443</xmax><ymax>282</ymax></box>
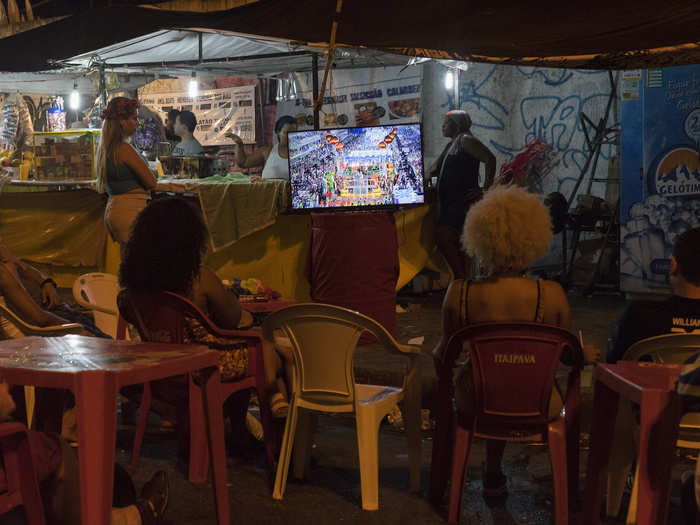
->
<box><xmin>422</xmin><ymin>61</ymin><xmax>619</xmax><ymax>201</ymax></box>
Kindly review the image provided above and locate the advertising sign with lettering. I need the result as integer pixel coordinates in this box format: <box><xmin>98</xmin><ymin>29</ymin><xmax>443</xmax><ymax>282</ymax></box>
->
<box><xmin>620</xmin><ymin>65</ymin><xmax>700</xmax><ymax>293</ymax></box>
<box><xmin>276</xmin><ymin>66</ymin><xmax>422</xmax><ymax>130</ymax></box>
<box><xmin>139</xmin><ymin>85</ymin><xmax>256</xmax><ymax>146</ymax></box>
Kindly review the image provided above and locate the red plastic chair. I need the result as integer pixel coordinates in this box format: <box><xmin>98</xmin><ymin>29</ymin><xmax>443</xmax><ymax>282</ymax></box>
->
<box><xmin>430</xmin><ymin>323</ymin><xmax>583</xmax><ymax>525</ymax></box>
<box><xmin>117</xmin><ymin>290</ymin><xmax>276</xmax><ymax>483</ymax></box>
<box><xmin>0</xmin><ymin>423</ymin><xmax>46</xmax><ymax>524</ymax></box>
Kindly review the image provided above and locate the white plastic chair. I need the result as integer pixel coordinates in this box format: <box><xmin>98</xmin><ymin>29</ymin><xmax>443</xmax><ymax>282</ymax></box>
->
<box><xmin>262</xmin><ymin>303</ymin><xmax>422</xmax><ymax>511</ymax></box>
<box><xmin>0</xmin><ymin>299</ymin><xmax>82</xmax><ymax>428</ymax></box>
<box><xmin>72</xmin><ymin>273</ymin><xmax>121</xmax><ymax>338</ymax></box>
<box><xmin>606</xmin><ymin>333</ymin><xmax>700</xmax><ymax>523</ymax></box>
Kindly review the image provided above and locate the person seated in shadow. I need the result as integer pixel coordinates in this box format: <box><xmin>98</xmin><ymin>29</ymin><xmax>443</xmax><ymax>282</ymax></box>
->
<box><xmin>0</xmin><ymin>239</ymin><xmax>108</xmax><ymax>338</ymax></box>
<box><xmin>432</xmin><ymin>185</ymin><xmax>599</xmax><ymax>498</ymax></box>
<box><xmin>118</xmin><ymin>196</ymin><xmax>290</xmax><ymax>457</ymax></box>
<box><xmin>608</xmin><ymin>226</ymin><xmax>700</xmax><ymax>363</ymax></box>
<box><xmin>0</xmin><ymin>381</ymin><xmax>169</xmax><ymax>525</ymax></box>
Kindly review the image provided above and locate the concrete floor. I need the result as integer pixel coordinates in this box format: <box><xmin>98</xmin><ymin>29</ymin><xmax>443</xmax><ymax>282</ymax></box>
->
<box><xmin>113</xmin><ymin>291</ymin><xmax>694</xmax><ymax>525</ymax></box>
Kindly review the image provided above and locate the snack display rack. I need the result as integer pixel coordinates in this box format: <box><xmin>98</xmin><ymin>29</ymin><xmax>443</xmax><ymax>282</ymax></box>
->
<box><xmin>32</xmin><ymin>129</ymin><xmax>100</xmax><ymax>181</ymax></box>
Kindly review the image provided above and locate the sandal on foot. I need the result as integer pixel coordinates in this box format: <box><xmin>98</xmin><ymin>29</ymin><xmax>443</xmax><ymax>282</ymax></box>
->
<box><xmin>136</xmin><ymin>471</ymin><xmax>169</xmax><ymax>525</ymax></box>
<box><xmin>269</xmin><ymin>392</ymin><xmax>289</xmax><ymax>418</ymax></box>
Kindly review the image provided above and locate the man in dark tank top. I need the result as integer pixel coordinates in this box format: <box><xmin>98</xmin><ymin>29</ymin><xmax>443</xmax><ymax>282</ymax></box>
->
<box><xmin>429</xmin><ymin>110</ymin><xmax>496</xmax><ymax>280</ymax></box>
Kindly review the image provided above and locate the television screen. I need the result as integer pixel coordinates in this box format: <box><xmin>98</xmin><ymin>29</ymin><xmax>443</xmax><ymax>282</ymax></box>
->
<box><xmin>288</xmin><ymin>123</ymin><xmax>424</xmax><ymax>210</ymax></box>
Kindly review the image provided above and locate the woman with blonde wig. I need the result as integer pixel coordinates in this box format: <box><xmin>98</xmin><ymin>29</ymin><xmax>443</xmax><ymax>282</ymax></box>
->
<box><xmin>95</xmin><ymin>97</ymin><xmax>157</xmax><ymax>246</ymax></box>
<box><xmin>432</xmin><ymin>186</ymin><xmax>599</xmax><ymax>496</ymax></box>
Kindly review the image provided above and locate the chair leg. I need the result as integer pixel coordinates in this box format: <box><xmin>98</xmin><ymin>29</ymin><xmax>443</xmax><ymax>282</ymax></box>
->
<box><xmin>565</xmin><ymin>371</ymin><xmax>580</xmax><ymax>507</ymax></box>
<box><xmin>356</xmin><ymin>405</ymin><xmax>384</xmax><ymax>511</ymax></box>
<box><xmin>273</xmin><ymin>398</ymin><xmax>299</xmax><ymax>501</ymax></box>
<box><xmin>404</xmin><ymin>374</ymin><xmax>422</xmax><ymax>493</ymax></box>
<box><xmin>605</xmin><ymin>400</ymin><xmax>636</xmax><ymax>518</ymax></box>
<box><xmin>429</xmin><ymin>380</ymin><xmax>454</xmax><ymax>505</ymax></box>
<box><xmin>293</xmin><ymin>409</ymin><xmax>316</xmax><ymax>480</ymax></box>
<box><xmin>188</xmin><ymin>374</ymin><xmax>210</xmax><ymax>483</ymax></box>
<box><xmin>625</xmin><ymin>462</ymin><xmax>640</xmax><ymax>525</ymax></box>
<box><xmin>548</xmin><ymin>418</ymin><xmax>569</xmax><ymax>525</ymax></box>
<box><xmin>131</xmin><ymin>381</ymin><xmax>152</xmax><ymax>468</ymax></box>
<box><xmin>447</xmin><ymin>425</ymin><xmax>473</xmax><ymax>525</ymax></box>
<box><xmin>7</xmin><ymin>431</ymin><xmax>47</xmax><ymax>525</ymax></box>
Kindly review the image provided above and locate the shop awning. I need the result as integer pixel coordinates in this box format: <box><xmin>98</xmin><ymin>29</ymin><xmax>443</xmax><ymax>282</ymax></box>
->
<box><xmin>2</xmin><ymin>2</ymin><xmax>700</xmax><ymax>71</ymax></box>
<box><xmin>59</xmin><ymin>28</ymin><xmax>410</xmax><ymax>76</ymax></box>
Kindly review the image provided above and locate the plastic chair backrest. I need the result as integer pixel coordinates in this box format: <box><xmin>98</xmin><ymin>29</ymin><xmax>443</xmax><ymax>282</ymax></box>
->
<box><xmin>72</xmin><ymin>273</ymin><xmax>120</xmax><ymax>338</ymax></box>
<box><xmin>263</xmin><ymin>303</ymin><xmax>403</xmax><ymax>404</ymax></box>
<box><xmin>447</xmin><ymin>323</ymin><xmax>582</xmax><ymax>432</ymax></box>
<box><xmin>621</xmin><ymin>333</ymin><xmax>700</xmax><ymax>364</ymax></box>
<box><xmin>117</xmin><ymin>290</ymin><xmax>209</xmax><ymax>343</ymax></box>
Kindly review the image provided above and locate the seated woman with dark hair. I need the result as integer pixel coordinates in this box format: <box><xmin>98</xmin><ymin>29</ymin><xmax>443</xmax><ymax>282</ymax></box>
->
<box><xmin>119</xmin><ymin>196</ymin><xmax>289</xmax><ymax>428</ymax></box>
<box><xmin>433</xmin><ymin>185</ymin><xmax>599</xmax><ymax>497</ymax></box>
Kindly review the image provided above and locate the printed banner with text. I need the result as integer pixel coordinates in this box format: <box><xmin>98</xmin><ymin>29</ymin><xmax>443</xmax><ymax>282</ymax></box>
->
<box><xmin>139</xmin><ymin>85</ymin><xmax>256</xmax><ymax>146</ymax></box>
<box><xmin>276</xmin><ymin>66</ymin><xmax>422</xmax><ymax>130</ymax></box>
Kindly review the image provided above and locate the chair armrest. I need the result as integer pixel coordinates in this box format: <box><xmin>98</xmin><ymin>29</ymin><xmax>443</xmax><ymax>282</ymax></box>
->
<box><xmin>206</xmin><ymin>326</ymin><xmax>264</xmax><ymax>345</ymax></box>
<box><xmin>27</xmin><ymin>323</ymin><xmax>82</xmax><ymax>335</ymax></box>
<box><xmin>82</xmin><ymin>303</ymin><xmax>118</xmax><ymax>316</ymax></box>
<box><xmin>397</xmin><ymin>344</ymin><xmax>422</xmax><ymax>355</ymax></box>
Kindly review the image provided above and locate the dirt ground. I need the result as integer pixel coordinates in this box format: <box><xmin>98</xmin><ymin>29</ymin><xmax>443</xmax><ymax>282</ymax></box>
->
<box><xmin>101</xmin><ymin>290</ymin><xmax>696</xmax><ymax>525</ymax></box>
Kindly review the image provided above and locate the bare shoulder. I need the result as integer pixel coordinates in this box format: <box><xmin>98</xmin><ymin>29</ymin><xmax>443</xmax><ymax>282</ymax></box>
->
<box><xmin>542</xmin><ymin>279</ymin><xmax>568</xmax><ymax>305</ymax></box>
<box><xmin>117</xmin><ymin>142</ymin><xmax>135</xmax><ymax>155</ymax></box>
<box><xmin>198</xmin><ymin>265</ymin><xmax>221</xmax><ymax>285</ymax></box>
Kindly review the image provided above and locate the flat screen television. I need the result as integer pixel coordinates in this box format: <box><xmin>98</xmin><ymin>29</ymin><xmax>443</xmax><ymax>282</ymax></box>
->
<box><xmin>288</xmin><ymin>123</ymin><xmax>424</xmax><ymax>210</ymax></box>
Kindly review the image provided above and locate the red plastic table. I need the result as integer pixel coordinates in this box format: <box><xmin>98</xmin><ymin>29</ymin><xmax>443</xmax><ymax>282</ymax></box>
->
<box><xmin>241</xmin><ymin>298</ymin><xmax>296</xmax><ymax>313</ymax></box>
<box><xmin>0</xmin><ymin>335</ymin><xmax>230</xmax><ymax>525</ymax></box>
<box><xmin>583</xmin><ymin>362</ymin><xmax>682</xmax><ymax>525</ymax></box>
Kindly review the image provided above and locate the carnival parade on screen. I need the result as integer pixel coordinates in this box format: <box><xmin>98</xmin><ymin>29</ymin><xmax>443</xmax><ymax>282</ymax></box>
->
<box><xmin>288</xmin><ymin>124</ymin><xmax>424</xmax><ymax>210</ymax></box>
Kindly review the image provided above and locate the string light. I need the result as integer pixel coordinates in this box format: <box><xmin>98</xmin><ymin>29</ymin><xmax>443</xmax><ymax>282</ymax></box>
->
<box><xmin>188</xmin><ymin>71</ymin><xmax>198</xmax><ymax>98</ymax></box>
<box><xmin>69</xmin><ymin>80</ymin><xmax>80</xmax><ymax>110</ymax></box>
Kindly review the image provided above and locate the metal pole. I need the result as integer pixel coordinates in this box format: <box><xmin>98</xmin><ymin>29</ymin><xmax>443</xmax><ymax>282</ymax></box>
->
<box><xmin>312</xmin><ymin>54</ymin><xmax>319</xmax><ymax>130</ymax></box>
<box><xmin>198</xmin><ymin>32</ymin><xmax>203</xmax><ymax>63</ymax></box>
<box><xmin>454</xmin><ymin>69</ymin><xmax>460</xmax><ymax>109</ymax></box>
<box><xmin>99</xmin><ymin>65</ymin><xmax>107</xmax><ymax>107</ymax></box>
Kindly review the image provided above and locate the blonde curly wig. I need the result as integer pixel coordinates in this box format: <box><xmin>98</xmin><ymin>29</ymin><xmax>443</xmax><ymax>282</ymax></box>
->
<box><xmin>462</xmin><ymin>186</ymin><xmax>552</xmax><ymax>274</ymax></box>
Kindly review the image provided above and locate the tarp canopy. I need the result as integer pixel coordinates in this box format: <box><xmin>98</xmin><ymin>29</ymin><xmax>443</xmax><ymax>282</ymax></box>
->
<box><xmin>3</xmin><ymin>2</ymin><xmax>700</xmax><ymax>71</ymax></box>
<box><xmin>59</xmin><ymin>29</ymin><xmax>410</xmax><ymax>76</ymax></box>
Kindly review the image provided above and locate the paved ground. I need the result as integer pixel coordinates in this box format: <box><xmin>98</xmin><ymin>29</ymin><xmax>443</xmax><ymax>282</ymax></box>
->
<box><xmin>103</xmin><ymin>291</ymin><xmax>693</xmax><ymax>524</ymax></box>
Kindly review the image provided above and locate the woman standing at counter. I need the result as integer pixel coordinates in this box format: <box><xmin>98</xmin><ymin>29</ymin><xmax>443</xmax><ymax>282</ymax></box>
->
<box><xmin>95</xmin><ymin>97</ymin><xmax>157</xmax><ymax>247</ymax></box>
<box><xmin>226</xmin><ymin>115</ymin><xmax>297</xmax><ymax>180</ymax></box>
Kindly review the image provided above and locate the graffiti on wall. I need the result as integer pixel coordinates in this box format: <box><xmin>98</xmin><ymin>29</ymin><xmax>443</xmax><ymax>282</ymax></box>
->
<box><xmin>446</xmin><ymin>64</ymin><xmax>617</xmax><ymax>198</ymax></box>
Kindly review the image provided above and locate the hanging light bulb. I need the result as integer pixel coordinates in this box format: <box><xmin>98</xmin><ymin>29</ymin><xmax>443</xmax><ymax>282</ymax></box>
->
<box><xmin>444</xmin><ymin>70</ymin><xmax>454</xmax><ymax>91</ymax></box>
<box><xmin>188</xmin><ymin>71</ymin><xmax>198</xmax><ymax>98</ymax></box>
<box><xmin>287</xmin><ymin>73</ymin><xmax>297</xmax><ymax>100</ymax></box>
<box><xmin>276</xmin><ymin>77</ymin><xmax>285</xmax><ymax>102</ymax></box>
<box><xmin>69</xmin><ymin>80</ymin><xmax>80</xmax><ymax>110</ymax></box>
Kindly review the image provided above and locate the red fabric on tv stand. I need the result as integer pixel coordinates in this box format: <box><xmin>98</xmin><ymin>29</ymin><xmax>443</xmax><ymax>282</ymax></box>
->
<box><xmin>308</xmin><ymin>212</ymin><xmax>399</xmax><ymax>341</ymax></box>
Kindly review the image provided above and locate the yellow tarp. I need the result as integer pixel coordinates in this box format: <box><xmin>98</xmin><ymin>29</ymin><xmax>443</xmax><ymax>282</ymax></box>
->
<box><xmin>2</xmin><ymin>183</ymin><xmax>436</xmax><ymax>299</ymax></box>
<box><xmin>157</xmin><ymin>176</ymin><xmax>289</xmax><ymax>252</ymax></box>
<box><xmin>0</xmin><ymin>189</ymin><xmax>107</xmax><ymax>270</ymax></box>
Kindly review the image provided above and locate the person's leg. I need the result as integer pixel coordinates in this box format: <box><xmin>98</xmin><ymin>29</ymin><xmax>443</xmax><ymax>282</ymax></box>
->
<box><xmin>225</xmin><ymin>389</ymin><xmax>255</xmax><ymax>454</ymax></box>
<box><xmin>485</xmin><ymin>440</ymin><xmax>507</xmax><ymax>477</ymax></box>
<box><xmin>435</xmin><ymin>226</ymin><xmax>469</xmax><ymax>281</ymax></box>
<box><xmin>49</xmin><ymin>439</ymin><xmax>166</xmax><ymax>525</ymax></box>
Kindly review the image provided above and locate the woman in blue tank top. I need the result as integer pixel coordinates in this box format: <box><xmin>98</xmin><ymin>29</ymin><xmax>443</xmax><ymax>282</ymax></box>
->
<box><xmin>95</xmin><ymin>97</ymin><xmax>157</xmax><ymax>247</ymax></box>
<box><xmin>429</xmin><ymin>110</ymin><xmax>496</xmax><ymax>280</ymax></box>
